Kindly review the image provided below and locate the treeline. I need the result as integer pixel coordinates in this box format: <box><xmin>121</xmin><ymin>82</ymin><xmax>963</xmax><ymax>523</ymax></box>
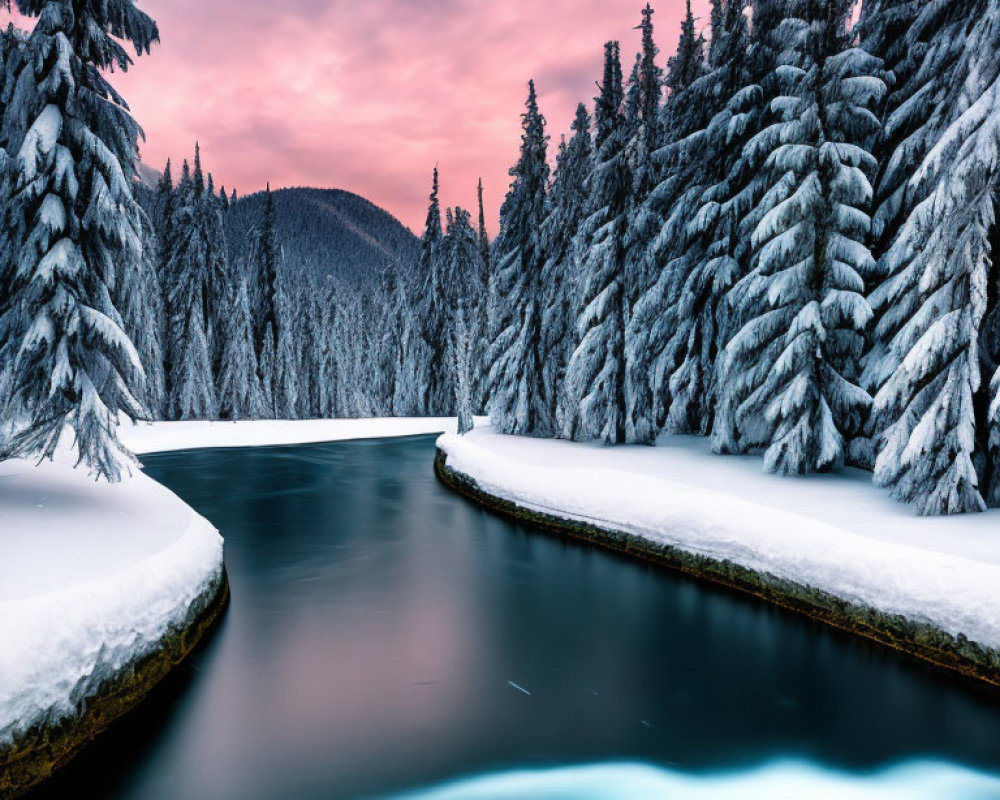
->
<box><xmin>136</xmin><ymin>148</ymin><xmax>414</xmax><ymax>422</ymax></box>
<box><xmin>221</xmin><ymin>187</ymin><xmax>420</xmax><ymax>287</ymax></box>
<box><xmin>138</xmin><ymin>152</ymin><xmax>486</xmax><ymax>424</ymax></box>
<box><xmin>465</xmin><ymin>0</ymin><xmax>1000</xmax><ymax>516</ymax></box>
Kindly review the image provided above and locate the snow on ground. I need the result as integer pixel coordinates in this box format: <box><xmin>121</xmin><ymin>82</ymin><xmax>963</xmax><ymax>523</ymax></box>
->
<box><xmin>439</xmin><ymin>426</ymin><xmax>1000</xmax><ymax>651</ymax></box>
<box><xmin>121</xmin><ymin>417</ymin><xmax>465</xmax><ymax>455</ymax></box>
<box><xmin>0</xmin><ymin>445</ymin><xmax>223</xmax><ymax>745</ymax></box>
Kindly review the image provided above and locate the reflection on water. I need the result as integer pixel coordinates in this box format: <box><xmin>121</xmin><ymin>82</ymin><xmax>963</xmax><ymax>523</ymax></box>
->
<box><xmin>383</xmin><ymin>761</ymin><xmax>1000</xmax><ymax>800</ymax></box>
<box><xmin>27</xmin><ymin>436</ymin><xmax>1000</xmax><ymax>800</ymax></box>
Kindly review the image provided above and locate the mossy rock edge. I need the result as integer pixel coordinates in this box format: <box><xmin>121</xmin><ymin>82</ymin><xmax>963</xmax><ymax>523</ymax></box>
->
<box><xmin>435</xmin><ymin>447</ymin><xmax>1000</xmax><ymax>690</ymax></box>
<box><xmin>0</xmin><ymin>566</ymin><xmax>230</xmax><ymax>800</ymax></box>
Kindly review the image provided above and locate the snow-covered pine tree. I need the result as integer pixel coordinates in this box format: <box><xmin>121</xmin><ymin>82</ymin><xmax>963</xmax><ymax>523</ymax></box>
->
<box><xmin>453</xmin><ymin>298</ymin><xmax>475</xmax><ymax>434</ymax></box>
<box><xmin>705</xmin><ymin>0</ymin><xmax>788</xmax><ymax>454</ymax></box>
<box><xmin>418</xmin><ymin>168</ymin><xmax>453</xmax><ymax>415</ymax></box>
<box><xmin>625</xmin><ymin>0</ymin><xmax>707</xmax><ymax>439</ymax></box>
<box><xmin>316</xmin><ymin>285</ymin><xmax>338</xmax><ymax>418</ymax></box>
<box><xmin>446</xmin><ymin>207</ymin><xmax>482</xmax><ymax>434</ymax></box>
<box><xmin>0</xmin><ymin>0</ymin><xmax>158</xmax><ymax>479</ymax></box>
<box><xmin>866</xmin><ymin>0</ymin><xmax>1000</xmax><ymax>513</ymax></box>
<box><xmin>539</xmin><ymin>103</ymin><xmax>592</xmax><ymax>434</ymax></box>
<box><xmin>118</xmin><ymin>212</ymin><xmax>166</xmax><ymax>418</ymax></box>
<box><xmin>253</xmin><ymin>183</ymin><xmax>280</xmax><ymax>368</ymax></box>
<box><xmin>258</xmin><ymin>323</ymin><xmax>276</xmax><ymax>417</ymax></box>
<box><xmin>290</xmin><ymin>281</ymin><xmax>311</xmax><ymax>418</ymax></box>
<box><xmin>666</xmin><ymin>0</ymin><xmax>706</xmax><ymax>96</ymax></box>
<box><xmin>0</xmin><ymin>22</ymin><xmax>27</xmax><ymax>411</ymax></box>
<box><xmin>621</xmin><ymin>3</ymin><xmax>665</xmax><ymax>445</ymax></box>
<box><xmin>391</xmin><ymin>273</ymin><xmax>424</xmax><ymax>416</ymax></box>
<box><xmin>299</xmin><ymin>284</ymin><xmax>326</xmax><ymax>418</ymax></box>
<box><xmin>653</xmin><ymin>0</ymin><xmax>750</xmax><ymax>437</ymax></box>
<box><xmin>294</xmin><ymin>280</ymin><xmax>327</xmax><ymax>418</ymax></box>
<box><xmin>474</xmin><ymin>177</ymin><xmax>491</xmax><ymax>410</ymax></box>
<box><xmin>859</xmin><ymin>0</ymin><xmax>945</xmax><ymax>406</ymax></box>
<box><xmin>363</xmin><ymin>270</ymin><xmax>400</xmax><ymax>418</ymax></box>
<box><xmin>477</xmin><ymin>178</ymin><xmax>491</xmax><ymax>277</ymax></box>
<box><xmin>166</xmin><ymin>160</ymin><xmax>217</xmax><ymax>419</ymax></box>
<box><xmin>152</xmin><ymin>159</ymin><xmax>180</xmax><ymax>411</ymax></box>
<box><xmin>189</xmin><ymin>144</ymin><xmax>230</xmax><ymax>382</ymax></box>
<box><xmin>486</xmin><ymin>79</ymin><xmax>550</xmax><ymax>436</ymax></box>
<box><xmin>562</xmin><ymin>42</ymin><xmax>631</xmax><ymax>444</ymax></box>
<box><xmin>241</xmin><ymin>182</ymin><xmax>281</xmax><ymax>416</ymax></box>
<box><xmin>217</xmin><ymin>276</ymin><xmax>266</xmax><ymax>420</ymax></box>
<box><xmin>717</xmin><ymin>0</ymin><xmax>883</xmax><ymax>474</ymax></box>
<box><xmin>273</xmin><ymin>280</ymin><xmax>299</xmax><ymax>419</ymax></box>
<box><xmin>625</xmin><ymin>4</ymin><xmax>705</xmax><ymax>444</ymax></box>
<box><xmin>331</xmin><ymin>290</ymin><xmax>364</xmax><ymax>417</ymax></box>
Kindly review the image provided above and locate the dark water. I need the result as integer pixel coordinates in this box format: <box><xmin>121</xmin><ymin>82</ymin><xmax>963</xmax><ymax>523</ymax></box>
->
<box><xmin>29</xmin><ymin>435</ymin><xmax>1000</xmax><ymax>799</ymax></box>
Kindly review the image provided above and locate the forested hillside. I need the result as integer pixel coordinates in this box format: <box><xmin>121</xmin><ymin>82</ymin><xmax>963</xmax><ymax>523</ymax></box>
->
<box><xmin>225</xmin><ymin>188</ymin><xmax>419</xmax><ymax>286</ymax></box>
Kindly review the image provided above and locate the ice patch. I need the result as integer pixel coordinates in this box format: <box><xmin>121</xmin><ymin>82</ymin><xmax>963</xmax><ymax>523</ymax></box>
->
<box><xmin>378</xmin><ymin>761</ymin><xmax>1000</xmax><ymax>800</ymax></box>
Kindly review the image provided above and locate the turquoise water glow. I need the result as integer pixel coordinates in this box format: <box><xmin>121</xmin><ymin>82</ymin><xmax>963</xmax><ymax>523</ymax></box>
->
<box><xmin>385</xmin><ymin>761</ymin><xmax>1000</xmax><ymax>800</ymax></box>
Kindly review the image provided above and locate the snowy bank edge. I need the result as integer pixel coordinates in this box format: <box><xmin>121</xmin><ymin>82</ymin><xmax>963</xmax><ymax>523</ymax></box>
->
<box><xmin>434</xmin><ymin>440</ymin><xmax>1000</xmax><ymax>688</ymax></box>
<box><xmin>0</xmin><ymin>567</ymin><xmax>228</xmax><ymax>799</ymax></box>
<box><xmin>121</xmin><ymin>417</ymin><xmax>470</xmax><ymax>455</ymax></box>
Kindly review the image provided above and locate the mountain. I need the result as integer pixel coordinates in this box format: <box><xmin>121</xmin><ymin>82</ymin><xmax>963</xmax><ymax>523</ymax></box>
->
<box><xmin>135</xmin><ymin>161</ymin><xmax>162</xmax><ymax>190</ymax></box>
<box><xmin>226</xmin><ymin>187</ymin><xmax>419</xmax><ymax>286</ymax></box>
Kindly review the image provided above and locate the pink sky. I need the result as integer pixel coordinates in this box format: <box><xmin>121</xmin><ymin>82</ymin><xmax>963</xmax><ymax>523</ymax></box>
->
<box><xmin>4</xmin><ymin>1</ymin><xmax>710</xmax><ymax>232</ymax></box>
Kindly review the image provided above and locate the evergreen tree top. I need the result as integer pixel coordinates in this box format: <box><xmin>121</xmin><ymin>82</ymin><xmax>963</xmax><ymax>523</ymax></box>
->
<box><xmin>500</xmin><ymin>79</ymin><xmax>549</xmax><ymax>212</ymax></box>
<box><xmin>666</xmin><ymin>0</ymin><xmax>706</xmax><ymax>97</ymax></box>
<box><xmin>571</xmin><ymin>101</ymin><xmax>591</xmax><ymax>136</ymax></box>
<box><xmin>496</xmin><ymin>79</ymin><xmax>549</xmax><ymax>256</ymax></box>
<box><xmin>477</xmin><ymin>176</ymin><xmax>489</xmax><ymax>246</ymax></box>
<box><xmin>638</xmin><ymin>3</ymin><xmax>663</xmax><ymax>128</ymax></box>
<box><xmin>706</xmin><ymin>0</ymin><xmax>750</xmax><ymax>92</ymax></box>
<box><xmin>595</xmin><ymin>41</ymin><xmax>624</xmax><ymax>148</ymax></box>
<box><xmin>710</xmin><ymin>0</ymin><xmax>725</xmax><ymax>52</ymax></box>
<box><xmin>158</xmin><ymin>158</ymin><xmax>173</xmax><ymax>193</ymax></box>
<box><xmin>516</xmin><ymin>80</ymin><xmax>548</xmax><ymax>173</ymax></box>
<box><xmin>193</xmin><ymin>142</ymin><xmax>204</xmax><ymax>198</ymax></box>
<box><xmin>549</xmin><ymin>102</ymin><xmax>592</xmax><ymax>199</ymax></box>
<box><xmin>421</xmin><ymin>166</ymin><xmax>442</xmax><ymax>243</ymax></box>
<box><xmin>626</xmin><ymin>51</ymin><xmax>643</xmax><ymax>127</ymax></box>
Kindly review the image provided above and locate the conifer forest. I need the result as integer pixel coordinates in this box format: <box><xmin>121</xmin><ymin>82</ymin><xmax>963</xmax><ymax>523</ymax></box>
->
<box><xmin>3</xmin><ymin>0</ymin><xmax>1000</xmax><ymax>518</ymax></box>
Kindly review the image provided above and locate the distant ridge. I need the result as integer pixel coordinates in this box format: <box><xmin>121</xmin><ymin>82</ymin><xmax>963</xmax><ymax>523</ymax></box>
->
<box><xmin>135</xmin><ymin>160</ymin><xmax>162</xmax><ymax>190</ymax></box>
<box><xmin>226</xmin><ymin>187</ymin><xmax>419</xmax><ymax>286</ymax></box>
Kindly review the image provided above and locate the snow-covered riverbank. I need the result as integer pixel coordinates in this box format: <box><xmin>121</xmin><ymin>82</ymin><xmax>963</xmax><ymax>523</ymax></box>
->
<box><xmin>437</xmin><ymin>426</ymin><xmax>1000</xmax><ymax>681</ymax></box>
<box><xmin>0</xmin><ymin>443</ymin><xmax>226</xmax><ymax>797</ymax></box>
<box><xmin>122</xmin><ymin>417</ymin><xmax>464</xmax><ymax>455</ymax></box>
<box><xmin>0</xmin><ymin>448</ymin><xmax>224</xmax><ymax>748</ymax></box>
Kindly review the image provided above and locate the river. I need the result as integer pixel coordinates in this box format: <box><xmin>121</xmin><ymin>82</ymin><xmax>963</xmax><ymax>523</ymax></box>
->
<box><xmin>28</xmin><ymin>435</ymin><xmax>1000</xmax><ymax>799</ymax></box>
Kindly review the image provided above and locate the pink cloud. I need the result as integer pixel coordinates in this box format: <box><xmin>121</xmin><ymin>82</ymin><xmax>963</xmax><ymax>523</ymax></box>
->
<box><xmin>3</xmin><ymin>1</ymin><xmax>711</xmax><ymax>231</ymax></box>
